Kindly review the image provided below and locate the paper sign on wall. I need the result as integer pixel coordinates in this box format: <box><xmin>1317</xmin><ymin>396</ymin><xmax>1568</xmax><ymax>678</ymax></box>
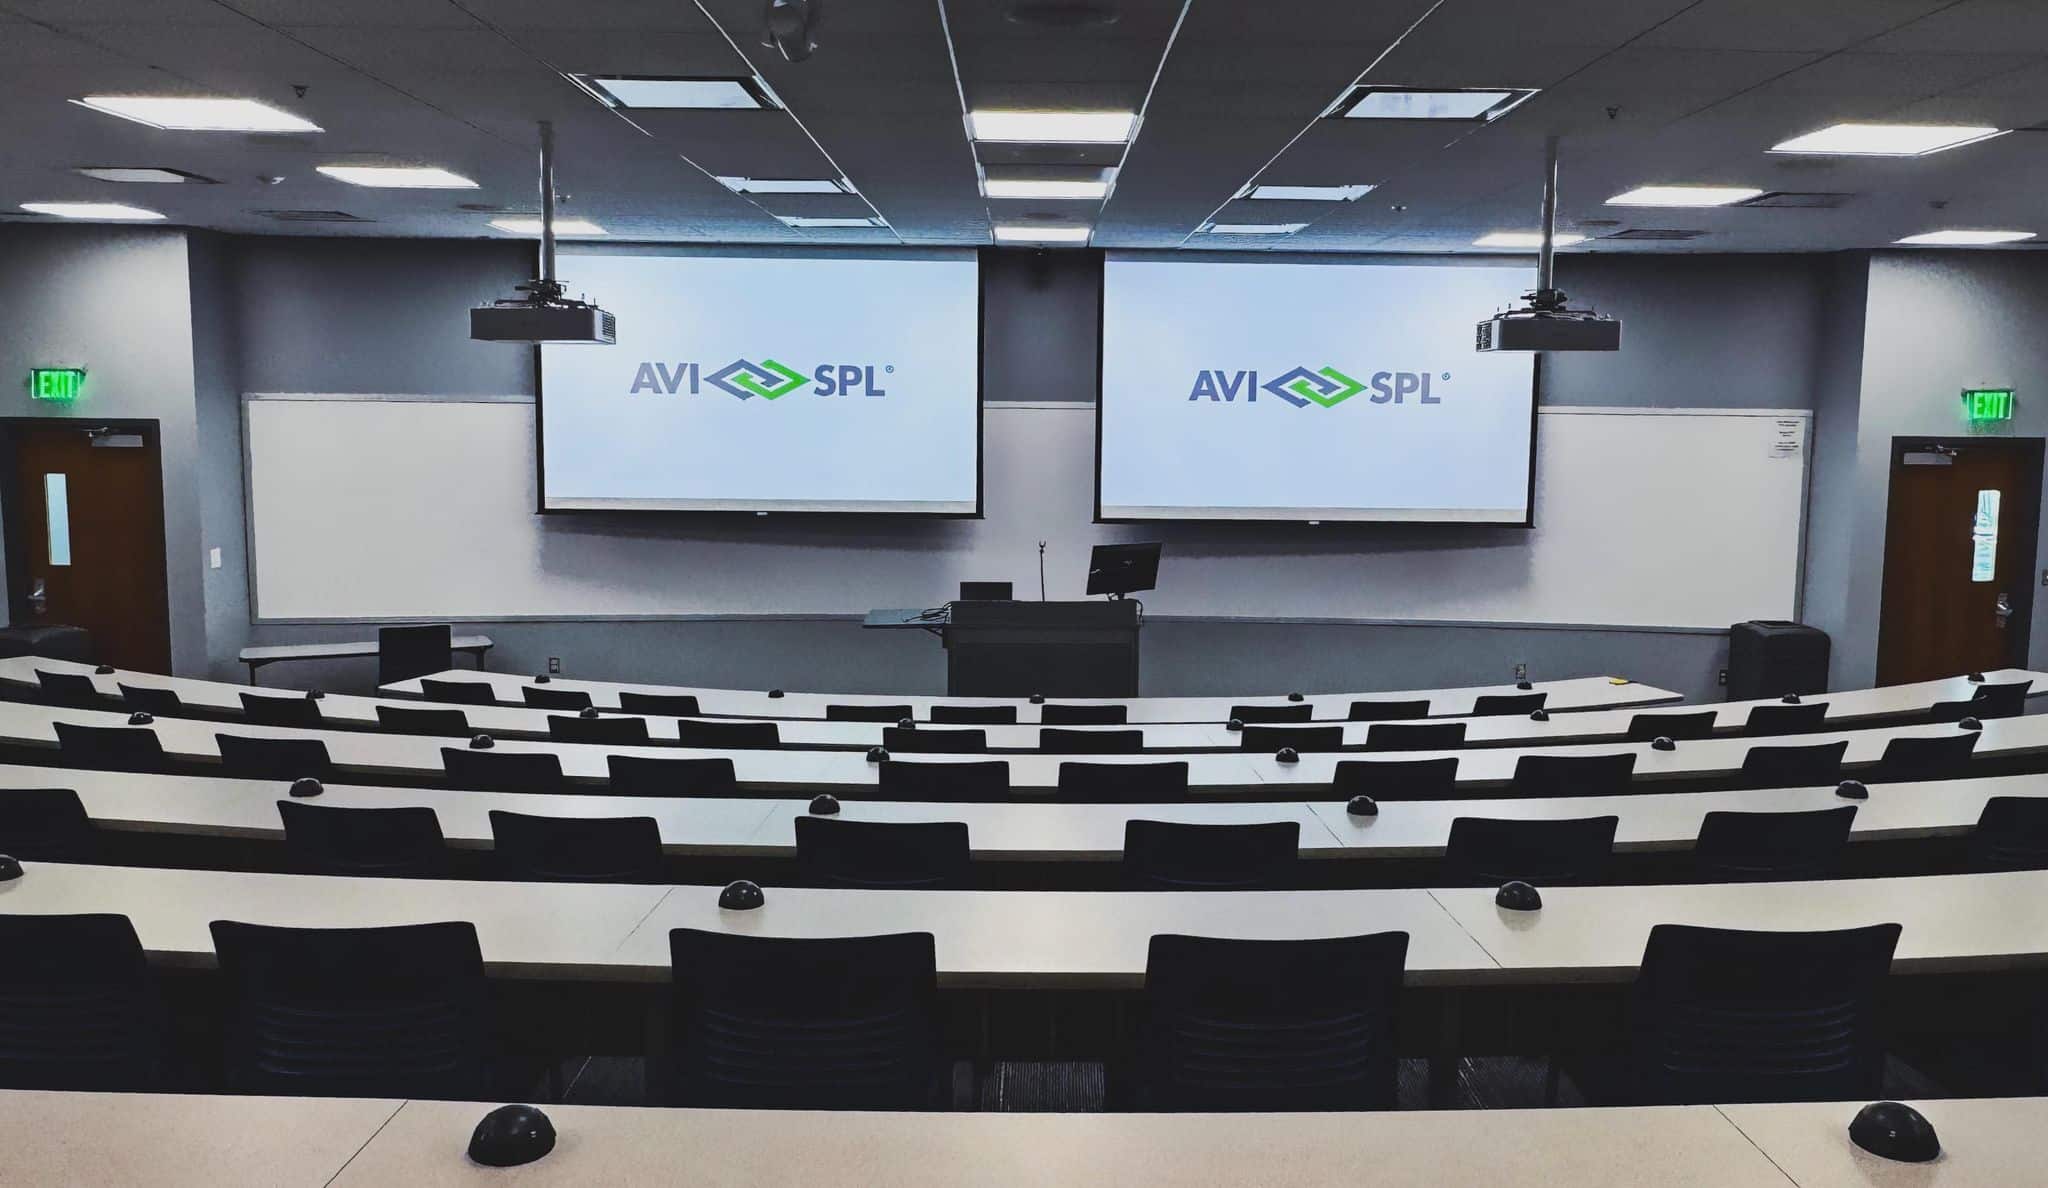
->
<box><xmin>1768</xmin><ymin>418</ymin><xmax>1805</xmax><ymax>459</ymax></box>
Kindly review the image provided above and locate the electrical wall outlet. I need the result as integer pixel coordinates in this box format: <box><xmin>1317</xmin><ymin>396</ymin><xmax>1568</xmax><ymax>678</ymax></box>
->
<box><xmin>547</xmin><ymin>657</ymin><xmax>561</xmax><ymax>674</ymax></box>
<box><xmin>208</xmin><ymin>547</ymin><xmax>222</xmax><ymax>570</ymax></box>
<box><xmin>1718</xmin><ymin>668</ymin><xmax>1729</xmax><ymax>686</ymax></box>
<box><xmin>1513</xmin><ymin>662</ymin><xmax>1527</xmax><ymax>682</ymax></box>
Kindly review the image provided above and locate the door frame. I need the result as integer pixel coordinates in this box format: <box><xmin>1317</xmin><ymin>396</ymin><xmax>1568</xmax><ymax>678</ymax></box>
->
<box><xmin>0</xmin><ymin>417</ymin><xmax>170</xmax><ymax>644</ymax></box>
<box><xmin>1877</xmin><ymin>434</ymin><xmax>2044</xmax><ymax>679</ymax></box>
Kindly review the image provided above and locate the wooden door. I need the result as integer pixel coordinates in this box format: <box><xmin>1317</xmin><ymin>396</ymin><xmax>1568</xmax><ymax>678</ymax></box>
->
<box><xmin>7</xmin><ymin>425</ymin><xmax>171</xmax><ymax>671</ymax></box>
<box><xmin>1877</xmin><ymin>438</ymin><xmax>2042</xmax><ymax>684</ymax></box>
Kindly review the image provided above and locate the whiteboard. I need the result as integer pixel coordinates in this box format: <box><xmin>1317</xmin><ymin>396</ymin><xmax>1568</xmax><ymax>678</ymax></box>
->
<box><xmin>245</xmin><ymin>396</ymin><xmax>1805</xmax><ymax>629</ymax></box>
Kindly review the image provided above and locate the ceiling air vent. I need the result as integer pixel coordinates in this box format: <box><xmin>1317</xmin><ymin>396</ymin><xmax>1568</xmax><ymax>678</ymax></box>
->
<box><xmin>1739</xmin><ymin>191</ymin><xmax>1854</xmax><ymax>209</ymax></box>
<box><xmin>252</xmin><ymin>209</ymin><xmax>370</xmax><ymax>223</ymax></box>
<box><xmin>1602</xmin><ymin>228</ymin><xmax>1707</xmax><ymax>241</ymax></box>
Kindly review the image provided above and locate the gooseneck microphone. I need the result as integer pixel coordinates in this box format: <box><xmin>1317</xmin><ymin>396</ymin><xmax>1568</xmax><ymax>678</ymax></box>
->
<box><xmin>1038</xmin><ymin>540</ymin><xmax>1048</xmax><ymax>601</ymax></box>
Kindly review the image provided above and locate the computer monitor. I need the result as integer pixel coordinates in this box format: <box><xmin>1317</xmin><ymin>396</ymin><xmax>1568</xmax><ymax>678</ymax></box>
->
<box><xmin>1086</xmin><ymin>542</ymin><xmax>1161</xmax><ymax>598</ymax></box>
<box><xmin>959</xmin><ymin>581</ymin><xmax>1013</xmax><ymax>601</ymax></box>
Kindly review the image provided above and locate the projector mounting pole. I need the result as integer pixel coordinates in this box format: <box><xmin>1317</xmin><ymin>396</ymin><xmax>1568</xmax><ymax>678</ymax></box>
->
<box><xmin>1533</xmin><ymin>134</ymin><xmax>1565</xmax><ymax>313</ymax></box>
<box><xmin>537</xmin><ymin>120</ymin><xmax>559</xmax><ymax>293</ymax></box>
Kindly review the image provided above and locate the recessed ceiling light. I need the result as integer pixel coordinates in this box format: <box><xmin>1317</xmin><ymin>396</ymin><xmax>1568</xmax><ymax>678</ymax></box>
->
<box><xmin>1771</xmin><ymin>122</ymin><xmax>2006</xmax><ymax>157</ymax></box>
<box><xmin>983</xmin><ymin>178</ymin><xmax>1111</xmax><ymax>200</ymax></box>
<box><xmin>1204</xmin><ymin>222</ymin><xmax>1307</xmax><ymax>235</ymax></box>
<box><xmin>1896</xmin><ymin>229</ymin><xmax>2035</xmax><ymax>246</ymax></box>
<box><xmin>967</xmin><ymin>109</ymin><xmax>1136</xmax><ymax>143</ymax></box>
<box><xmin>1239</xmin><ymin>183</ymin><xmax>1376</xmax><ymax>202</ymax></box>
<box><xmin>716</xmin><ymin>176</ymin><xmax>849</xmax><ymax>195</ymax></box>
<box><xmin>1330</xmin><ymin>86</ymin><xmax>1537</xmax><ymax>122</ymax></box>
<box><xmin>1606</xmin><ymin>185</ymin><xmax>1763</xmax><ymax>208</ymax></box>
<box><xmin>73</xmin><ymin>166</ymin><xmax>217</xmax><ymax>184</ymax></box>
<box><xmin>1474</xmin><ymin>231</ymin><xmax>1588</xmax><ymax>248</ymax></box>
<box><xmin>317</xmin><ymin>165</ymin><xmax>476</xmax><ymax>189</ymax></box>
<box><xmin>578</xmin><ymin>76</ymin><xmax>773</xmax><ymax>110</ymax></box>
<box><xmin>779</xmin><ymin>215</ymin><xmax>886</xmax><ymax>229</ymax></box>
<box><xmin>72</xmin><ymin>96</ymin><xmax>321</xmax><ymax>133</ymax></box>
<box><xmin>993</xmin><ymin>224</ymin><xmax>1092</xmax><ymax>244</ymax></box>
<box><xmin>20</xmin><ymin>202</ymin><xmax>165</xmax><ymax>220</ymax></box>
<box><xmin>487</xmin><ymin>217</ymin><xmax>606</xmax><ymax>236</ymax></box>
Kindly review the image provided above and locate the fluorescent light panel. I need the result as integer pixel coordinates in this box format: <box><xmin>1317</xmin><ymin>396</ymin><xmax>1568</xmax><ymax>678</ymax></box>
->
<box><xmin>993</xmin><ymin>225</ymin><xmax>1091</xmax><ymax>244</ymax></box>
<box><xmin>1334</xmin><ymin>86</ymin><xmax>1536</xmax><ymax>121</ymax></box>
<box><xmin>1474</xmin><ymin>231</ymin><xmax>1587</xmax><ymax>248</ymax></box>
<box><xmin>73</xmin><ymin>95</ymin><xmax>321</xmax><ymax>133</ymax></box>
<box><xmin>968</xmin><ymin>109</ymin><xmax>1135</xmax><ymax>143</ymax></box>
<box><xmin>1606</xmin><ymin>185</ymin><xmax>1763</xmax><ymax>207</ymax></box>
<box><xmin>983</xmin><ymin>178</ymin><xmax>1110</xmax><ymax>200</ymax></box>
<box><xmin>1240</xmin><ymin>183</ymin><xmax>1375</xmax><ymax>202</ymax></box>
<box><xmin>488</xmin><ymin>217</ymin><xmax>606</xmax><ymax>235</ymax></box>
<box><xmin>317</xmin><ymin>165</ymin><xmax>475</xmax><ymax>189</ymax></box>
<box><xmin>73</xmin><ymin>167</ymin><xmax>214</xmax><ymax>184</ymax></box>
<box><xmin>780</xmin><ymin>215</ymin><xmax>885</xmax><ymax>228</ymax></box>
<box><xmin>1896</xmin><ymin>229</ymin><xmax>2035</xmax><ymax>246</ymax></box>
<box><xmin>1205</xmin><ymin>222</ymin><xmax>1306</xmax><ymax>235</ymax></box>
<box><xmin>581</xmin><ymin>76</ymin><xmax>771</xmax><ymax>110</ymax></box>
<box><xmin>21</xmin><ymin>202</ymin><xmax>164</xmax><ymax>220</ymax></box>
<box><xmin>716</xmin><ymin>176</ymin><xmax>848</xmax><ymax>194</ymax></box>
<box><xmin>1771</xmin><ymin>122</ymin><xmax>2006</xmax><ymax>157</ymax></box>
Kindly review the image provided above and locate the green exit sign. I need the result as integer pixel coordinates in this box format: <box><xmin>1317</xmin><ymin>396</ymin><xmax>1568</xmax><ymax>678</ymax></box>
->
<box><xmin>28</xmin><ymin>368</ymin><xmax>84</xmax><ymax>402</ymax></box>
<box><xmin>1963</xmin><ymin>387</ymin><xmax>2016</xmax><ymax>423</ymax></box>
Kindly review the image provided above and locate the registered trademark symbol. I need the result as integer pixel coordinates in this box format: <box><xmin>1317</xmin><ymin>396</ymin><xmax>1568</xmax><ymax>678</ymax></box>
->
<box><xmin>1441</xmin><ymin>372</ymin><xmax>1450</xmax><ymax>380</ymax></box>
<box><xmin>885</xmin><ymin>365</ymin><xmax>895</xmax><ymax>373</ymax></box>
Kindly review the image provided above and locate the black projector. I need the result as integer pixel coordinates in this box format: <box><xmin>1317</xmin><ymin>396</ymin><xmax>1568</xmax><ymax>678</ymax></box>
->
<box><xmin>1476</xmin><ymin>309</ymin><xmax>1621</xmax><ymax>352</ymax></box>
<box><xmin>470</xmin><ymin>302</ymin><xmax>615</xmax><ymax>344</ymax></box>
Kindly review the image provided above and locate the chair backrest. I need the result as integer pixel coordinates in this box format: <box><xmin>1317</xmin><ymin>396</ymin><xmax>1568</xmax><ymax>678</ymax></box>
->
<box><xmin>674</xmin><ymin>719</ymin><xmax>781</xmax><ymax>749</ymax></box>
<box><xmin>211</xmin><ymin>919</ymin><xmax>489</xmax><ymax>1099</ymax></box>
<box><xmin>520</xmin><ymin>685</ymin><xmax>592</xmax><ymax>711</ymax></box>
<box><xmin>618</xmin><ymin>691</ymin><xmax>702</xmax><ymax>716</ymax></box>
<box><xmin>1509</xmin><ymin>752</ymin><xmax>1637</xmax><ymax>797</ymax></box>
<box><xmin>117</xmin><ymin>684</ymin><xmax>183</xmax><ymax>716</ymax></box>
<box><xmin>794</xmin><ymin>817</ymin><xmax>972</xmax><ymax>888</ymax></box>
<box><xmin>1628</xmin><ymin>922</ymin><xmax>1900</xmax><ymax>1104</ymax></box>
<box><xmin>1472</xmin><ymin>691</ymin><xmax>1547</xmax><ymax>716</ymax></box>
<box><xmin>1967</xmin><ymin>796</ymin><xmax>2048</xmax><ymax>871</ymax></box>
<box><xmin>375</xmin><ymin>704</ymin><xmax>470</xmax><ymax>736</ymax></box>
<box><xmin>238</xmin><ymin>692</ymin><xmax>324</xmax><ymax>728</ymax></box>
<box><xmin>606</xmin><ymin>755</ymin><xmax>737</xmax><ymax>797</ymax></box>
<box><xmin>278</xmin><ymin>800</ymin><xmax>446</xmax><ymax>878</ymax></box>
<box><xmin>1873</xmin><ymin>731</ymin><xmax>1978</xmax><ymax>782</ymax></box>
<box><xmin>1739</xmin><ymin>740</ymin><xmax>1849</xmax><ymax>789</ymax></box>
<box><xmin>418</xmin><ymin>678</ymin><xmax>498</xmax><ymax>706</ymax></box>
<box><xmin>0</xmin><ymin>913</ymin><xmax>163</xmax><ymax>1090</ymax></box>
<box><xmin>1624</xmin><ymin>710</ymin><xmax>1720</xmax><ymax>742</ymax></box>
<box><xmin>1348</xmin><ymin>698</ymin><xmax>1431</xmax><ymax>721</ymax></box>
<box><xmin>1332</xmin><ymin>757</ymin><xmax>1461</xmax><ymax>801</ymax></box>
<box><xmin>216</xmin><ymin>733</ymin><xmax>334</xmax><ymax>781</ymax></box>
<box><xmin>1239</xmin><ymin>725</ymin><xmax>1345</xmax><ymax>754</ymax></box>
<box><xmin>1692</xmin><ymin>806</ymin><xmax>1856</xmax><ymax>881</ymax></box>
<box><xmin>488</xmin><ymin>810</ymin><xmax>664</xmax><ymax>882</ymax></box>
<box><xmin>826</xmin><ymin>703</ymin><xmax>914</xmax><ymax>723</ymax></box>
<box><xmin>1137</xmin><ymin>931</ymin><xmax>1408</xmax><ymax>1111</ymax></box>
<box><xmin>1037</xmin><ymin>727</ymin><xmax>1140</xmax><ymax>754</ymax></box>
<box><xmin>1229</xmin><ymin>703</ymin><xmax>1313</xmax><ymax>724</ymax></box>
<box><xmin>546</xmin><ymin>714</ymin><xmax>651</xmax><ymax>745</ymax></box>
<box><xmin>440</xmin><ymin>747</ymin><xmax>566</xmax><ymax>794</ymax></box>
<box><xmin>53</xmin><ymin>723</ymin><xmax>165</xmax><ymax>773</ymax></box>
<box><xmin>665</xmin><ymin>929</ymin><xmax>941</xmax><ymax>1109</ymax></box>
<box><xmin>882</xmin><ymin>727</ymin><xmax>987</xmax><ymax>754</ymax></box>
<box><xmin>1741</xmin><ymin>701</ymin><xmax>1830</xmax><ymax>736</ymax></box>
<box><xmin>929</xmin><ymin>704</ymin><xmax>1017</xmax><ymax>725</ymax></box>
<box><xmin>1122</xmin><ymin>820</ymin><xmax>1300</xmax><ymax>890</ymax></box>
<box><xmin>36</xmin><ymin>670</ymin><xmax>104</xmax><ymax>708</ymax></box>
<box><xmin>0</xmin><ymin>788</ymin><xmax>96</xmax><ymax>862</ymax></box>
<box><xmin>377</xmin><ymin>624</ymin><xmax>453</xmax><ymax>686</ymax></box>
<box><xmin>1039</xmin><ymin>703</ymin><xmax>1128</xmax><ymax>725</ymax></box>
<box><xmin>875</xmin><ymin>760</ymin><xmax>1010</xmax><ymax>803</ymax></box>
<box><xmin>1363</xmin><ymin>722</ymin><xmax>1466</xmax><ymax>752</ymax></box>
<box><xmin>1442</xmin><ymin>815</ymin><xmax>1619</xmax><ymax>886</ymax></box>
<box><xmin>1968</xmin><ymin>679</ymin><xmax>2031</xmax><ymax>719</ymax></box>
<box><xmin>1057</xmin><ymin>761</ymin><xmax>1190</xmax><ymax>803</ymax></box>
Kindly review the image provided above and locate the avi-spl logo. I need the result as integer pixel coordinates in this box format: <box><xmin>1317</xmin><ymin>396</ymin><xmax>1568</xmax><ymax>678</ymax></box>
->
<box><xmin>628</xmin><ymin>359</ymin><xmax>895</xmax><ymax>400</ymax></box>
<box><xmin>1187</xmin><ymin>366</ymin><xmax>1444</xmax><ymax>408</ymax></box>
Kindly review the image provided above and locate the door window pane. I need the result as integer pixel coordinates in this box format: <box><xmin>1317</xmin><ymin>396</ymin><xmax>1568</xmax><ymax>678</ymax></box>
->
<box><xmin>44</xmin><ymin>474</ymin><xmax>70</xmax><ymax>567</ymax></box>
<box><xmin>1971</xmin><ymin>489</ymin><xmax>2001</xmax><ymax>583</ymax></box>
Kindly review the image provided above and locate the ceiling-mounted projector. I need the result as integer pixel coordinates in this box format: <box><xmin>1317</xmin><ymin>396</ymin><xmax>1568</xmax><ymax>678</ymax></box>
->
<box><xmin>472</xmin><ymin>120</ymin><xmax>615</xmax><ymax>345</ymax></box>
<box><xmin>1476</xmin><ymin>135</ymin><xmax>1620</xmax><ymax>353</ymax></box>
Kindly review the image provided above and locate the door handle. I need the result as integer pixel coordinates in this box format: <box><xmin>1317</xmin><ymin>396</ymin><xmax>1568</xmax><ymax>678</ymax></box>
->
<box><xmin>27</xmin><ymin>578</ymin><xmax>45</xmax><ymax>617</ymax></box>
<box><xmin>1996</xmin><ymin>592</ymin><xmax>2013</xmax><ymax>628</ymax></box>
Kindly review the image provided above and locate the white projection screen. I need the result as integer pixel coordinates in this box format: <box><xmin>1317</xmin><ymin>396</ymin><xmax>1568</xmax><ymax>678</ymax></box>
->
<box><xmin>1098</xmin><ymin>256</ymin><xmax>1539</xmax><ymax>523</ymax></box>
<box><xmin>539</xmin><ymin>248</ymin><xmax>980</xmax><ymax>514</ymax></box>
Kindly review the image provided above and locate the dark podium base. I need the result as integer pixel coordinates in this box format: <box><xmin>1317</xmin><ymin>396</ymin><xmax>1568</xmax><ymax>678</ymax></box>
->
<box><xmin>944</xmin><ymin>601</ymin><xmax>1140</xmax><ymax>698</ymax></box>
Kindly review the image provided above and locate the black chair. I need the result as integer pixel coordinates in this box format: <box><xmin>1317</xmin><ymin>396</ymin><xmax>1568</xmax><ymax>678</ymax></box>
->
<box><xmin>217</xmin><ymin>734</ymin><xmax>334</xmax><ymax>781</ymax></box>
<box><xmin>117</xmin><ymin>684</ymin><xmax>184</xmax><ymax>716</ymax></box>
<box><xmin>1742</xmin><ymin>701</ymin><xmax>1830</xmax><ymax>736</ymax></box>
<box><xmin>376</xmin><ymin>704</ymin><xmax>470</xmax><ymax>736</ymax></box>
<box><xmin>826</xmin><ymin>703</ymin><xmax>914</xmax><ymax>723</ymax></box>
<box><xmin>1240</xmin><ymin>725</ymin><xmax>1345</xmax><ymax>753</ymax></box>
<box><xmin>1442</xmin><ymin>816</ymin><xmax>1619</xmax><ymax>886</ymax></box>
<box><xmin>1229</xmin><ymin>703</ymin><xmax>1314</xmax><ymax>724</ymax></box>
<box><xmin>1692</xmin><ymin>806</ymin><xmax>1856</xmax><ymax>881</ymax></box>
<box><xmin>521</xmin><ymin>685</ymin><xmax>592</xmax><ymax>711</ymax></box>
<box><xmin>0</xmin><ymin>913</ymin><xmax>164</xmax><ymax>1090</ymax></box>
<box><xmin>1039</xmin><ymin>728</ymin><xmax>1141</xmax><ymax>754</ymax></box>
<box><xmin>794</xmin><ymin>817</ymin><xmax>972</xmax><ymax>888</ymax></box>
<box><xmin>441</xmin><ymin>748</ymin><xmax>566</xmax><ymax>794</ymax></box>
<box><xmin>1057</xmin><ymin>761</ymin><xmax>1190</xmax><ymax>803</ymax></box>
<box><xmin>1966</xmin><ymin>796</ymin><xmax>2048</xmax><ymax>871</ymax></box>
<box><xmin>1931</xmin><ymin>680</ymin><xmax>2030</xmax><ymax>722</ymax></box>
<box><xmin>1472</xmin><ymin>691</ymin><xmax>1547</xmax><ymax>716</ymax></box>
<box><xmin>239</xmin><ymin>692</ymin><xmax>324</xmax><ymax>728</ymax></box>
<box><xmin>1624</xmin><ymin>710</ymin><xmax>1719</xmax><ymax>742</ymax></box>
<box><xmin>1332</xmin><ymin>757</ymin><xmax>1461</xmax><ymax>801</ymax></box>
<box><xmin>1348</xmin><ymin>698</ymin><xmax>1430</xmax><ymax>721</ymax></box>
<box><xmin>418</xmin><ymin>678</ymin><xmax>498</xmax><ymax>706</ymax></box>
<box><xmin>211</xmin><ymin>920</ymin><xmax>490</xmax><ymax>1099</ymax></box>
<box><xmin>1363</xmin><ymin>722</ymin><xmax>1466</xmax><ymax>752</ymax></box>
<box><xmin>1510</xmin><ymin>753</ymin><xmax>1637</xmax><ymax>797</ymax></box>
<box><xmin>883</xmin><ymin>727</ymin><xmax>986</xmax><ymax>754</ymax></box>
<box><xmin>1134</xmin><ymin>932</ymin><xmax>1407</xmax><ymax>1111</ymax></box>
<box><xmin>876</xmin><ymin>760</ymin><xmax>1010</xmax><ymax>803</ymax></box>
<box><xmin>0</xmin><ymin>788</ymin><xmax>96</xmax><ymax>861</ymax></box>
<box><xmin>675</xmin><ymin>720</ymin><xmax>781</xmax><ymax>749</ymax></box>
<box><xmin>1122</xmin><ymin>820</ymin><xmax>1299</xmax><ymax>890</ymax></box>
<box><xmin>53</xmin><ymin>723</ymin><xmax>165</xmax><ymax>773</ymax></box>
<box><xmin>1740</xmin><ymin>740</ymin><xmax>1848</xmax><ymax>789</ymax></box>
<box><xmin>488</xmin><ymin>810</ymin><xmax>664</xmax><ymax>882</ymax></box>
<box><xmin>607</xmin><ymin>755</ymin><xmax>737</xmax><ymax>797</ymax></box>
<box><xmin>618</xmin><ymin>691</ymin><xmax>702</xmax><ymax>716</ymax></box>
<box><xmin>278</xmin><ymin>801</ymin><xmax>446</xmax><ymax>878</ymax></box>
<box><xmin>1873</xmin><ymin>732</ymin><xmax>1978</xmax><ymax>782</ymax></box>
<box><xmin>1625</xmin><ymin>923</ymin><xmax>1900</xmax><ymax>1104</ymax></box>
<box><xmin>378</xmin><ymin>624</ymin><xmax>454</xmax><ymax>686</ymax></box>
<box><xmin>664</xmin><ymin>929</ymin><xmax>942</xmax><ymax>1109</ymax></box>
<box><xmin>1040</xmin><ymin>703</ymin><xmax>1128</xmax><ymax>725</ymax></box>
<box><xmin>929</xmin><ymin>704</ymin><xmax>1016</xmax><ymax>725</ymax></box>
<box><xmin>546</xmin><ymin>714</ymin><xmax>651</xmax><ymax>745</ymax></box>
<box><xmin>35</xmin><ymin>670</ymin><xmax>105</xmax><ymax>708</ymax></box>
